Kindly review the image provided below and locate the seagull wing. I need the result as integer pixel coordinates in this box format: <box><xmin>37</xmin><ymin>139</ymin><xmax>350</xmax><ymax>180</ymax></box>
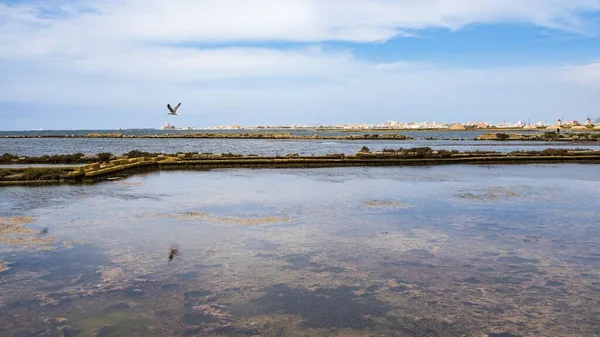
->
<box><xmin>167</xmin><ymin>104</ymin><xmax>175</xmax><ymax>113</ymax></box>
<box><xmin>174</xmin><ymin>103</ymin><xmax>182</xmax><ymax>113</ymax></box>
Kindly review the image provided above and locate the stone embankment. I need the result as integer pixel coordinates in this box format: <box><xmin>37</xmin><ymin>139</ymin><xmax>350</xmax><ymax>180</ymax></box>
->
<box><xmin>476</xmin><ymin>132</ymin><xmax>600</xmax><ymax>141</ymax></box>
<box><xmin>1</xmin><ymin>133</ymin><xmax>413</xmax><ymax>140</ymax></box>
<box><xmin>2</xmin><ymin>148</ymin><xmax>600</xmax><ymax>186</ymax></box>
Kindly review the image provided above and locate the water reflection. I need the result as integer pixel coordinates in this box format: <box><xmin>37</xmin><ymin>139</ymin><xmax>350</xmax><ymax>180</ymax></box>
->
<box><xmin>168</xmin><ymin>244</ymin><xmax>179</xmax><ymax>264</ymax></box>
<box><xmin>1</xmin><ymin>165</ymin><xmax>599</xmax><ymax>336</ymax></box>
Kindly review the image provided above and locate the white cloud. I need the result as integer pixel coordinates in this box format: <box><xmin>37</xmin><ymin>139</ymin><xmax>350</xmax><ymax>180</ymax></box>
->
<box><xmin>2</xmin><ymin>0</ymin><xmax>600</xmax><ymax>51</ymax></box>
<box><xmin>562</xmin><ymin>62</ymin><xmax>600</xmax><ymax>84</ymax></box>
<box><xmin>1</xmin><ymin>0</ymin><xmax>600</xmax><ymax>128</ymax></box>
<box><xmin>2</xmin><ymin>0</ymin><xmax>600</xmax><ymax>64</ymax></box>
<box><xmin>2</xmin><ymin>47</ymin><xmax>597</xmax><ymax>123</ymax></box>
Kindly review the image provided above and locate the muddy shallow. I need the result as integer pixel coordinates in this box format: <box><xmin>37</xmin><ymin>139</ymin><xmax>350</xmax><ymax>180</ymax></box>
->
<box><xmin>1</xmin><ymin>165</ymin><xmax>599</xmax><ymax>336</ymax></box>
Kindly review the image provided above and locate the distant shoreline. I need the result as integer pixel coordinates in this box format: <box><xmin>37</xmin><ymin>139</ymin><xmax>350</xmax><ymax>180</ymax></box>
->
<box><xmin>2</xmin><ymin>126</ymin><xmax>598</xmax><ymax>133</ymax></box>
<box><xmin>2</xmin><ymin>130</ymin><xmax>599</xmax><ymax>141</ymax></box>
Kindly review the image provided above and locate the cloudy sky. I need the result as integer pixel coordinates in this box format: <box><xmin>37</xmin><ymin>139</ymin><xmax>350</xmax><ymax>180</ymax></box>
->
<box><xmin>1</xmin><ymin>0</ymin><xmax>600</xmax><ymax>130</ymax></box>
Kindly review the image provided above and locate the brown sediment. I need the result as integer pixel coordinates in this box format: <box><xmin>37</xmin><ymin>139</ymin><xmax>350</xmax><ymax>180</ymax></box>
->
<box><xmin>456</xmin><ymin>187</ymin><xmax>521</xmax><ymax>201</ymax></box>
<box><xmin>145</xmin><ymin>211</ymin><xmax>290</xmax><ymax>226</ymax></box>
<box><xmin>0</xmin><ymin>217</ymin><xmax>88</xmax><ymax>252</ymax></box>
<box><xmin>363</xmin><ymin>200</ymin><xmax>407</xmax><ymax>208</ymax></box>
<box><xmin>2</xmin><ymin>220</ymin><xmax>598</xmax><ymax>337</ymax></box>
<box><xmin>99</xmin><ymin>266</ymin><xmax>128</xmax><ymax>284</ymax></box>
<box><xmin>0</xmin><ymin>260</ymin><xmax>9</xmax><ymax>273</ymax></box>
<box><xmin>60</xmin><ymin>238</ymin><xmax>90</xmax><ymax>249</ymax></box>
<box><xmin>216</xmin><ymin>216</ymin><xmax>290</xmax><ymax>226</ymax></box>
<box><xmin>171</xmin><ymin>212</ymin><xmax>211</xmax><ymax>219</ymax></box>
<box><xmin>0</xmin><ymin>216</ymin><xmax>36</xmax><ymax>227</ymax></box>
<box><xmin>117</xmin><ymin>181</ymin><xmax>144</xmax><ymax>186</ymax></box>
<box><xmin>0</xmin><ymin>216</ymin><xmax>57</xmax><ymax>251</ymax></box>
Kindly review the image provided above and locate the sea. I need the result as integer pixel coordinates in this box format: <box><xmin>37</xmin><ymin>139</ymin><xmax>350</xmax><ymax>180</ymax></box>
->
<box><xmin>1</xmin><ymin>129</ymin><xmax>599</xmax><ymax>337</ymax></box>
<box><xmin>2</xmin><ymin>129</ymin><xmax>600</xmax><ymax>157</ymax></box>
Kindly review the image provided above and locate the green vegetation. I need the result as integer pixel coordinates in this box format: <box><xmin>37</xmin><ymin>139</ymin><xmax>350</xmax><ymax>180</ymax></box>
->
<box><xmin>540</xmin><ymin>148</ymin><xmax>571</xmax><ymax>156</ymax></box>
<box><xmin>38</xmin><ymin>154</ymin><xmax>85</xmax><ymax>164</ymax></box>
<box><xmin>510</xmin><ymin>148</ymin><xmax>593</xmax><ymax>156</ymax></box>
<box><xmin>97</xmin><ymin>152</ymin><xmax>113</xmax><ymax>162</ymax></box>
<box><xmin>1</xmin><ymin>153</ymin><xmax>19</xmax><ymax>161</ymax></box>
<box><xmin>23</xmin><ymin>168</ymin><xmax>66</xmax><ymax>180</ymax></box>
<box><xmin>477</xmin><ymin>132</ymin><xmax>600</xmax><ymax>141</ymax></box>
<box><xmin>0</xmin><ymin>169</ymin><xmax>10</xmax><ymax>179</ymax></box>
<box><xmin>379</xmin><ymin>147</ymin><xmax>459</xmax><ymax>158</ymax></box>
<box><xmin>126</xmin><ymin>150</ymin><xmax>151</xmax><ymax>158</ymax></box>
<box><xmin>2</xmin><ymin>148</ymin><xmax>600</xmax><ymax>185</ymax></box>
<box><xmin>221</xmin><ymin>152</ymin><xmax>244</xmax><ymax>157</ymax></box>
<box><xmin>1</xmin><ymin>153</ymin><xmax>90</xmax><ymax>164</ymax></box>
<box><xmin>543</xmin><ymin>131</ymin><xmax>560</xmax><ymax>139</ymax></box>
<box><xmin>0</xmin><ymin>167</ymin><xmax>68</xmax><ymax>181</ymax></box>
<box><xmin>576</xmin><ymin>133</ymin><xmax>600</xmax><ymax>139</ymax></box>
<box><xmin>0</xmin><ymin>150</ymin><xmax>154</xmax><ymax>164</ymax></box>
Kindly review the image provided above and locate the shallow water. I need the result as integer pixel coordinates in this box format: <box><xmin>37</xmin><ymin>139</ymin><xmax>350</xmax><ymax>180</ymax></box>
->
<box><xmin>1</xmin><ymin>165</ymin><xmax>599</xmax><ymax>336</ymax></box>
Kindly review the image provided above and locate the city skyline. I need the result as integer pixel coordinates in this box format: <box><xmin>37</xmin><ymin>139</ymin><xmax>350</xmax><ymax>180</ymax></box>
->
<box><xmin>162</xmin><ymin>117</ymin><xmax>595</xmax><ymax>131</ymax></box>
<box><xmin>1</xmin><ymin>115</ymin><xmax>597</xmax><ymax>132</ymax></box>
<box><xmin>1</xmin><ymin>1</ymin><xmax>600</xmax><ymax>130</ymax></box>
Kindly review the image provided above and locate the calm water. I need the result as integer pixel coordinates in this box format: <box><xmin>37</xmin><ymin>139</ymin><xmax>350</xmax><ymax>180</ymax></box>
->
<box><xmin>2</xmin><ymin>130</ymin><xmax>600</xmax><ymax>157</ymax></box>
<box><xmin>1</xmin><ymin>165</ymin><xmax>599</xmax><ymax>336</ymax></box>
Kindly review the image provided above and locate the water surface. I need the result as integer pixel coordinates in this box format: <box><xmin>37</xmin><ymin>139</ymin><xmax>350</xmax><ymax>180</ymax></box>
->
<box><xmin>1</xmin><ymin>165</ymin><xmax>599</xmax><ymax>336</ymax></box>
<box><xmin>2</xmin><ymin>129</ymin><xmax>600</xmax><ymax>157</ymax></box>
<box><xmin>2</xmin><ymin>137</ymin><xmax>600</xmax><ymax>157</ymax></box>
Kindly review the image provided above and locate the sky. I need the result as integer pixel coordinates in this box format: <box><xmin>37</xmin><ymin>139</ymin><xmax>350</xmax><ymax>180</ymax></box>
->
<box><xmin>1</xmin><ymin>0</ymin><xmax>600</xmax><ymax>130</ymax></box>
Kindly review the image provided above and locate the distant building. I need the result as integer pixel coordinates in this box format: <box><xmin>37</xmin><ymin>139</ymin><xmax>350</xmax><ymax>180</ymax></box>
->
<box><xmin>449</xmin><ymin>123</ymin><xmax>466</xmax><ymax>130</ymax></box>
<box><xmin>557</xmin><ymin>118</ymin><xmax>562</xmax><ymax>127</ymax></box>
<box><xmin>586</xmin><ymin>117</ymin><xmax>592</xmax><ymax>126</ymax></box>
<box><xmin>161</xmin><ymin>123</ymin><xmax>176</xmax><ymax>130</ymax></box>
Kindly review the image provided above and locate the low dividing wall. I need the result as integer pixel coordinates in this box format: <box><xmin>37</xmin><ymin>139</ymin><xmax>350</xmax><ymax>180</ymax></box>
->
<box><xmin>3</xmin><ymin>154</ymin><xmax>600</xmax><ymax>186</ymax></box>
<box><xmin>58</xmin><ymin>154</ymin><xmax>600</xmax><ymax>184</ymax></box>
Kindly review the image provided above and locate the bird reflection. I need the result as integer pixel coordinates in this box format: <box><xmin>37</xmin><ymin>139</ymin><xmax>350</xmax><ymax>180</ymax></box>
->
<box><xmin>168</xmin><ymin>244</ymin><xmax>179</xmax><ymax>264</ymax></box>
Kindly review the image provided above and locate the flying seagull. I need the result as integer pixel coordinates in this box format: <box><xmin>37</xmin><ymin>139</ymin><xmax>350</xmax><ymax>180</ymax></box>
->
<box><xmin>167</xmin><ymin>103</ymin><xmax>181</xmax><ymax>115</ymax></box>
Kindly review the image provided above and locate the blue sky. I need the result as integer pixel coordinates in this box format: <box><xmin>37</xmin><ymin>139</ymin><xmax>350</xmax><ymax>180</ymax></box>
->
<box><xmin>1</xmin><ymin>0</ymin><xmax>600</xmax><ymax>130</ymax></box>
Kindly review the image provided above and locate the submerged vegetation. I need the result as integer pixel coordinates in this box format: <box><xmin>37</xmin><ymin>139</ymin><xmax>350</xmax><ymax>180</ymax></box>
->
<box><xmin>0</xmin><ymin>216</ymin><xmax>57</xmax><ymax>251</ymax></box>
